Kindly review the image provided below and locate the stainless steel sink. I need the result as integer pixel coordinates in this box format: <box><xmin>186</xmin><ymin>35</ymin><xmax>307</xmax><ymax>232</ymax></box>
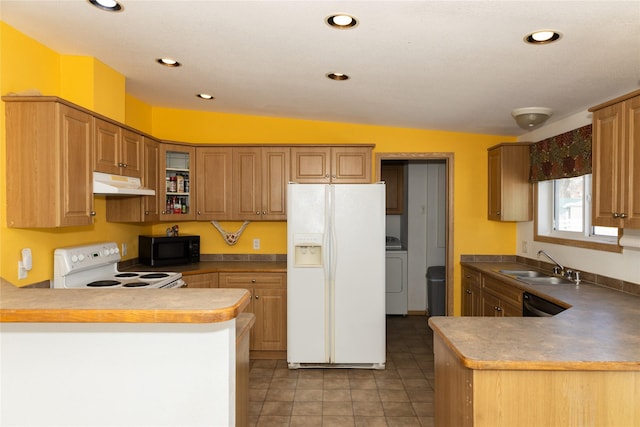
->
<box><xmin>498</xmin><ymin>270</ymin><xmax>548</xmax><ymax>278</ymax></box>
<box><xmin>517</xmin><ymin>276</ymin><xmax>574</xmax><ymax>285</ymax></box>
<box><xmin>498</xmin><ymin>270</ymin><xmax>574</xmax><ymax>285</ymax></box>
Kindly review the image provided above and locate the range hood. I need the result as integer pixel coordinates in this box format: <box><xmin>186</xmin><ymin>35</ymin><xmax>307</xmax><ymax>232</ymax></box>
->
<box><xmin>93</xmin><ymin>171</ymin><xmax>155</xmax><ymax>196</ymax></box>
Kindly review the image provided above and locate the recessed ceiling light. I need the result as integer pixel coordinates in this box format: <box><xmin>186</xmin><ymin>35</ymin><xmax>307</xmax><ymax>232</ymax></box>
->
<box><xmin>327</xmin><ymin>73</ymin><xmax>350</xmax><ymax>81</ymax></box>
<box><xmin>156</xmin><ymin>58</ymin><xmax>181</xmax><ymax>67</ymax></box>
<box><xmin>525</xmin><ymin>30</ymin><xmax>561</xmax><ymax>44</ymax></box>
<box><xmin>197</xmin><ymin>93</ymin><xmax>215</xmax><ymax>100</ymax></box>
<box><xmin>87</xmin><ymin>0</ymin><xmax>123</xmax><ymax>12</ymax></box>
<box><xmin>326</xmin><ymin>14</ymin><xmax>358</xmax><ymax>29</ymax></box>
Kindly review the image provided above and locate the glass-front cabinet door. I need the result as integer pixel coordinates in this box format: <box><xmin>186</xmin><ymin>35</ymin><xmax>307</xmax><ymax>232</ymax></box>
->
<box><xmin>159</xmin><ymin>143</ymin><xmax>196</xmax><ymax>221</ymax></box>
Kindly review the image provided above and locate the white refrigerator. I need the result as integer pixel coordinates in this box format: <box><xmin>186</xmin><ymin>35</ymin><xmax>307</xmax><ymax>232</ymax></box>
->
<box><xmin>287</xmin><ymin>183</ymin><xmax>386</xmax><ymax>369</ymax></box>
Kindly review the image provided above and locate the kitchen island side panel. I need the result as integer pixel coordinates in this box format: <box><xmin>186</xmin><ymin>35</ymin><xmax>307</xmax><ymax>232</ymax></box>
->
<box><xmin>1</xmin><ymin>321</ymin><xmax>236</xmax><ymax>427</ymax></box>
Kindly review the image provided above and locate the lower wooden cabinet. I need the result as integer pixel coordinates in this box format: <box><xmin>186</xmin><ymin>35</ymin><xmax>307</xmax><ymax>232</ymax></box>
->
<box><xmin>182</xmin><ymin>272</ymin><xmax>218</xmax><ymax>288</ymax></box>
<box><xmin>461</xmin><ymin>267</ymin><xmax>523</xmax><ymax>317</ymax></box>
<box><xmin>219</xmin><ymin>272</ymin><xmax>287</xmax><ymax>353</ymax></box>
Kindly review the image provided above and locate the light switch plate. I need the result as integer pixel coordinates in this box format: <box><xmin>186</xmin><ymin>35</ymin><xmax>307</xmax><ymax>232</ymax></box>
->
<box><xmin>253</xmin><ymin>238</ymin><xmax>260</xmax><ymax>250</ymax></box>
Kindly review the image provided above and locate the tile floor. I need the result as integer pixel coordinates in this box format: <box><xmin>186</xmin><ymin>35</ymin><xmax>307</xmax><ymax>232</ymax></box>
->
<box><xmin>249</xmin><ymin>315</ymin><xmax>435</xmax><ymax>426</ymax></box>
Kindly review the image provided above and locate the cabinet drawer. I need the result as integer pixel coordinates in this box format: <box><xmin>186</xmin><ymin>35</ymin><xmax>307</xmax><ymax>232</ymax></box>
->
<box><xmin>183</xmin><ymin>272</ymin><xmax>218</xmax><ymax>288</ymax></box>
<box><xmin>461</xmin><ymin>267</ymin><xmax>481</xmax><ymax>286</ymax></box>
<box><xmin>482</xmin><ymin>275</ymin><xmax>523</xmax><ymax>304</ymax></box>
<box><xmin>219</xmin><ymin>272</ymin><xmax>286</xmax><ymax>288</ymax></box>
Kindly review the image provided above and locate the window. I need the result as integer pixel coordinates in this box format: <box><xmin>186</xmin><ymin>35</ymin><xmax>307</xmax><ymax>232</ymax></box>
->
<box><xmin>535</xmin><ymin>174</ymin><xmax>620</xmax><ymax>251</ymax></box>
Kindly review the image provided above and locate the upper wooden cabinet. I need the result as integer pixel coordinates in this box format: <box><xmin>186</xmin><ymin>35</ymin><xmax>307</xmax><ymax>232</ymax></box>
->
<box><xmin>589</xmin><ymin>90</ymin><xmax>640</xmax><ymax>229</ymax></box>
<box><xmin>195</xmin><ymin>146</ymin><xmax>233</xmax><ymax>220</ymax></box>
<box><xmin>106</xmin><ymin>136</ymin><xmax>160</xmax><ymax>223</ymax></box>
<box><xmin>93</xmin><ymin>117</ymin><xmax>143</xmax><ymax>178</ymax></box>
<box><xmin>487</xmin><ymin>143</ymin><xmax>533</xmax><ymax>222</ymax></box>
<box><xmin>381</xmin><ymin>162</ymin><xmax>404</xmax><ymax>215</ymax></box>
<box><xmin>160</xmin><ymin>143</ymin><xmax>195</xmax><ymax>221</ymax></box>
<box><xmin>291</xmin><ymin>146</ymin><xmax>372</xmax><ymax>183</ymax></box>
<box><xmin>4</xmin><ymin>97</ymin><xmax>95</xmax><ymax>227</ymax></box>
<box><xmin>233</xmin><ymin>147</ymin><xmax>289</xmax><ymax>221</ymax></box>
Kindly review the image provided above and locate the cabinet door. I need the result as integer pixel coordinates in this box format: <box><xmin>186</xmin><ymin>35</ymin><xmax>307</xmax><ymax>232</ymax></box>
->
<box><xmin>381</xmin><ymin>163</ymin><xmax>404</xmax><ymax>214</ymax></box>
<box><xmin>261</xmin><ymin>147</ymin><xmax>289</xmax><ymax>220</ymax></box>
<box><xmin>331</xmin><ymin>146</ymin><xmax>372</xmax><ymax>183</ymax></box>
<box><xmin>60</xmin><ymin>105</ymin><xmax>95</xmax><ymax>227</ymax></box>
<box><xmin>120</xmin><ymin>129</ymin><xmax>143</xmax><ymax>178</ymax></box>
<box><xmin>142</xmin><ymin>137</ymin><xmax>160</xmax><ymax>220</ymax></box>
<box><xmin>487</xmin><ymin>144</ymin><xmax>532</xmax><ymax>222</ymax></box>
<box><xmin>290</xmin><ymin>147</ymin><xmax>331</xmax><ymax>183</ymax></box>
<box><xmin>624</xmin><ymin>95</ymin><xmax>640</xmax><ymax>228</ymax></box>
<box><xmin>93</xmin><ymin>117</ymin><xmax>121</xmax><ymax>175</ymax></box>
<box><xmin>233</xmin><ymin>147</ymin><xmax>262</xmax><ymax>220</ymax></box>
<box><xmin>196</xmin><ymin>146</ymin><xmax>233</xmax><ymax>220</ymax></box>
<box><xmin>160</xmin><ymin>143</ymin><xmax>195</xmax><ymax>220</ymax></box>
<box><xmin>461</xmin><ymin>268</ymin><xmax>481</xmax><ymax>316</ymax></box>
<box><xmin>481</xmin><ymin>291</ymin><xmax>502</xmax><ymax>317</ymax></box>
<box><xmin>487</xmin><ymin>148</ymin><xmax>503</xmax><ymax>221</ymax></box>
<box><xmin>592</xmin><ymin>102</ymin><xmax>624</xmax><ymax>227</ymax></box>
<box><xmin>501</xmin><ymin>300</ymin><xmax>523</xmax><ymax>317</ymax></box>
<box><xmin>253</xmin><ymin>287</ymin><xmax>287</xmax><ymax>351</ymax></box>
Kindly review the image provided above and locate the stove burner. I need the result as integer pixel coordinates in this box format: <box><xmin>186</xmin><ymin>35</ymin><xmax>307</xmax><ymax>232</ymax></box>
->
<box><xmin>86</xmin><ymin>280</ymin><xmax>121</xmax><ymax>287</ymax></box>
<box><xmin>115</xmin><ymin>273</ymin><xmax>139</xmax><ymax>278</ymax></box>
<box><xmin>122</xmin><ymin>282</ymin><xmax>149</xmax><ymax>288</ymax></box>
<box><xmin>140</xmin><ymin>273</ymin><xmax>170</xmax><ymax>279</ymax></box>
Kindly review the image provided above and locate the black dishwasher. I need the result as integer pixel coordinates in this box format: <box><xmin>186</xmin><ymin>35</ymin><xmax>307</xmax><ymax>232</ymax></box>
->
<box><xmin>522</xmin><ymin>292</ymin><xmax>567</xmax><ymax>317</ymax></box>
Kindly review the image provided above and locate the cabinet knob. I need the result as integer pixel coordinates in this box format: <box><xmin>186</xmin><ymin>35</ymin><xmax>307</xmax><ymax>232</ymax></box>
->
<box><xmin>465</xmin><ymin>274</ymin><xmax>471</xmax><ymax>278</ymax></box>
<box><xmin>495</xmin><ymin>306</ymin><xmax>502</xmax><ymax>312</ymax></box>
<box><xmin>325</xmin><ymin>174</ymin><xmax>330</xmax><ymax>178</ymax></box>
<box><xmin>262</xmin><ymin>211</ymin><xmax>266</xmax><ymax>215</ymax></box>
<box><xmin>256</xmin><ymin>211</ymin><xmax>261</xmax><ymax>215</ymax></box>
<box><xmin>197</xmin><ymin>211</ymin><xmax>201</xmax><ymax>215</ymax></box>
<box><xmin>465</xmin><ymin>289</ymin><xmax>472</xmax><ymax>294</ymax></box>
<box><xmin>145</xmin><ymin>211</ymin><xmax>149</xmax><ymax>215</ymax></box>
<box><xmin>89</xmin><ymin>211</ymin><xmax>97</xmax><ymax>216</ymax></box>
<box><xmin>122</xmin><ymin>163</ymin><xmax>128</xmax><ymax>168</ymax></box>
<box><xmin>254</xmin><ymin>295</ymin><xmax>259</xmax><ymax>299</ymax></box>
<box><xmin>613</xmin><ymin>213</ymin><xmax>620</xmax><ymax>218</ymax></box>
<box><xmin>496</xmin><ymin>211</ymin><xmax>501</xmax><ymax>216</ymax></box>
<box><xmin>620</xmin><ymin>213</ymin><xmax>627</xmax><ymax>219</ymax></box>
<box><xmin>251</xmin><ymin>279</ymin><xmax>257</xmax><ymax>283</ymax></box>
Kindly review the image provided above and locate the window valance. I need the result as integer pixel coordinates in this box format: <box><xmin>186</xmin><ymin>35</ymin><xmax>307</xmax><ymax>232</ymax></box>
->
<box><xmin>529</xmin><ymin>124</ymin><xmax>592</xmax><ymax>182</ymax></box>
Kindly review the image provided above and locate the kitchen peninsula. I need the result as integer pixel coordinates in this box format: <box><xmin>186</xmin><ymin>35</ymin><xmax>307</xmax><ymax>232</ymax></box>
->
<box><xmin>429</xmin><ymin>261</ymin><xmax>640</xmax><ymax>427</ymax></box>
<box><xmin>0</xmin><ymin>279</ymin><xmax>252</xmax><ymax>427</ymax></box>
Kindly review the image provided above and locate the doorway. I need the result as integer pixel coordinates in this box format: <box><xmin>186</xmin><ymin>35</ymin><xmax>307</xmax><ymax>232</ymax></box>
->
<box><xmin>376</xmin><ymin>153</ymin><xmax>454</xmax><ymax>315</ymax></box>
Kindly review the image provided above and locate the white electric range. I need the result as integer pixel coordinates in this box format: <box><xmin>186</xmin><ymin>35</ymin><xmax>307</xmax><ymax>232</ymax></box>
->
<box><xmin>52</xmin><ymin>242</ymin><xmax>185</xmax><ymax>289</ymax></box>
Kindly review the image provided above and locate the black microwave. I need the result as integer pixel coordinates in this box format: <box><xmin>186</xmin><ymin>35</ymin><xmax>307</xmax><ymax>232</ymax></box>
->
<box><xmin>138</xmin><ymin>235</ymin><xmax>200</xmax><ymax>267</ymax></box>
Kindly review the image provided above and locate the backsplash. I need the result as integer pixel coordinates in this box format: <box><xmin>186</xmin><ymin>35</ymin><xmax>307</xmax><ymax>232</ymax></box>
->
<box><xmin>461</xmin><ymin>254</ymin><xmax>640</xmax><ymax>296</ymax></box>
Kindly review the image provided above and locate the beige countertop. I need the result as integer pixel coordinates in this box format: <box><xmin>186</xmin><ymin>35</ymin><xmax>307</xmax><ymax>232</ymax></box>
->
<box><xmin>0</xmin><ymin>279</ymin><xmax>250</xmax><ymax>323</ymax></box>
<box><xmin>122</xmin><ymin>260</ymin><xmax>287</xmax><ymax>275</ymax></box>
<box><xmin>429</xmin><ymin>262</ymin><xmax>640</xmax><ymax>371</ymax></box>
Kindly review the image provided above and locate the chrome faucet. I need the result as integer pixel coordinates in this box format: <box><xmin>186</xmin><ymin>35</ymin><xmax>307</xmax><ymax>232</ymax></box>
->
<box><xmin>537</xmin><ymin>250</ymin><xmax>564</xmax><ymax>275</ymax></box>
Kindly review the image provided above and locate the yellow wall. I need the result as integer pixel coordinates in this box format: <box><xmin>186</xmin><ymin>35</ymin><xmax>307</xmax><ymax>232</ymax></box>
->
<box><xmin>1</xmin><ymin>22</ymin><xmax>517</xmax><ymax>314</ymax></box>
<box><xmin>0</xmin><ymin>22</ymin><xmax>152</xmax><ymax>286</ymax></box>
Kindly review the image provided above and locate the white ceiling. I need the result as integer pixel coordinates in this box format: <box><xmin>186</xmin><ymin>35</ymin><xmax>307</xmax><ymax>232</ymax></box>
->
<box><xmin>2</xmin><ymin>0</ymin><xmax>639</xmax><ymax>136</ymax></box>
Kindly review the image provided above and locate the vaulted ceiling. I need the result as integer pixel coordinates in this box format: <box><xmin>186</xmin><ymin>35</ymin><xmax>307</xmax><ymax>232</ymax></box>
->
<box><xmin>2</xmin><ymin>1</ymin><xmax>639</xmax><ymax>135</ymax></box>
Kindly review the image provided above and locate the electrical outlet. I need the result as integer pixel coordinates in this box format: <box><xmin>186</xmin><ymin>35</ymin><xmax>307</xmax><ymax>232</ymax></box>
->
<box><xmin>122</xmin><ymin>243</ymin><xmax>128</xmax><ymax>256</ymax></box>
<box><xmin>522</xmin><ymin>240</ymin><xmax>528</xmax><ymax>253</ymax></box>
<box><xmin>253</xmin><ymin>238</ymin><xmax>260</xmax><ymax>250</ymax></box>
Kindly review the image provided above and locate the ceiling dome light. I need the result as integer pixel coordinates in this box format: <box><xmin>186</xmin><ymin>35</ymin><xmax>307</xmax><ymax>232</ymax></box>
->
<box><xmin>88</xmin><ymin>0</ymin><xmax>123</xmax><ymax>12</ymax></box>
<box><xmin>326</xmin><ymin>14</ymin><xmax>358</xmax><ymax>29</ymax></box>
<box><xmin>327</xmin><ymin>72</ymin><xmax>350</xmax><ymax>81</ymax></box>
<box><xmin>525</xmin><ymin>30</ymin><xmax>561</xmax><ymax>44</ymax></box>
<box><xmin>511</xmin><ymin>107</ymin><xmax>553</xmax><ymax>129</ymax></box>
<box><xmin>156</xmin><ymin>58</ymin><xmax>181</xmax><ymax>67</ymax></box>
<box><xmin>197</xmin><ymin>93</ymin><xmax>215</xmax><ymax>100</ymax></box>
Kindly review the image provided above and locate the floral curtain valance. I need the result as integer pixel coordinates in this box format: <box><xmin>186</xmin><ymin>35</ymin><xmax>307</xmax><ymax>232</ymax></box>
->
<box><xmin>529</xmin><ymin>124</ymin><xmax>592</xmax><ymax>182</ymax></box>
